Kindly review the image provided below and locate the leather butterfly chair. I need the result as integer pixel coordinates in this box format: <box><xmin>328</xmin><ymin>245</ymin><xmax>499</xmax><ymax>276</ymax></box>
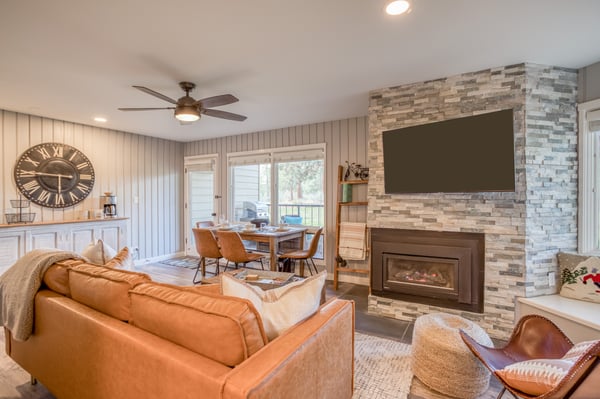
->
<box><xmin>279</xmin><ymin>227</ymin><xmax>323</xmax><ymax>276</ymax></box>
<box><xmin>192</xmin><ymin>228</ymin><xmax>222</xmax><ymax>284</ymax></box>
<box><xmin>460</xmin><ymin>314</ymin><xmax>600</xmax><ymax>399</ymax></box>
<box><xmin>216</xmin><ymin>230</ymin><xmax>265</xmax><ymax>271</ymax></box>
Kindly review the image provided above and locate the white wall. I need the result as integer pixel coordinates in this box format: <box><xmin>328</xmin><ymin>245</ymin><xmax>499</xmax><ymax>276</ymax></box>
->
<box><xmin>0</xmin><ymin>110</ymin><xmax>184</xmax><ymax>260</ymax></box>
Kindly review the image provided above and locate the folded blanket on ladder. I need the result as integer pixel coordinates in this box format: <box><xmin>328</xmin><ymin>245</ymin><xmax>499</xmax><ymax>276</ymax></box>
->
<box><xmin>339</xmin><ymin>222</ymin><xmax>367</xmax><ymax>260</ymax></box>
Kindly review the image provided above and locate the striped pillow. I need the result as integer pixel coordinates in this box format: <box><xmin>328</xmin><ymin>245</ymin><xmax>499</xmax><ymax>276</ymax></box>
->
<box><xmin>496</xmin><ymin>340</ymin><xmax>600</xmax><ymax>396</ymax></box>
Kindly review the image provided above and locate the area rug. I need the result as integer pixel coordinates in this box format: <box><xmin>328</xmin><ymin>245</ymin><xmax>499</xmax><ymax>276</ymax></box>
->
<box><xmin>353</xmin><ymin>332</ymin><xmax>412</xmax><ymax>399</ymax></box>
<box><xmin>159</xmin><ymin>255</ymin><xmax>200</xmax><ymax>269</ymax></box>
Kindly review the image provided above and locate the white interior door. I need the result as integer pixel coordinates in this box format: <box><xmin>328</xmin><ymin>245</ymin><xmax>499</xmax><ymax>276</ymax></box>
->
<box><xmin>185</xmin><ymin>156</ymin><xmax>219</xmax><ymax>256</ymax></box>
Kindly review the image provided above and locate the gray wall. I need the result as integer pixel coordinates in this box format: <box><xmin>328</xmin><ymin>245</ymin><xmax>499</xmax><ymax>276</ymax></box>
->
<box><xmin>579</xmin><ymin>61</ymin><xmax>600</xmax><ymax>102</ymax></box>
<box><xmin>0</xmin><ymin>110</ymin><xmax>184</xmax><ymax>261</ymax></box>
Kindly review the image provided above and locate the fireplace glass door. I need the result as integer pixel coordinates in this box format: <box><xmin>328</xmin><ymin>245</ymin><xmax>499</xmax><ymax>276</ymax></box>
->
<box><xmin>383</xmin><ymin>253</ymin><xmax>459</xmax><ymax>300</ymax></box>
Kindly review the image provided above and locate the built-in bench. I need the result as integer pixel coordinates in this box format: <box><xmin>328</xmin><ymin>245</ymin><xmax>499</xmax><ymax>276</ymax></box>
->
<box><xmin>516</xmin><ymin>295</ymin><xmax>600</xmax><ymax>343</ymax></box>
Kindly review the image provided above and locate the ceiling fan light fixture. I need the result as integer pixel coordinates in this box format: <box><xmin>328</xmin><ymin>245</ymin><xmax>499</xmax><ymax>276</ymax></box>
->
<box><xmin>385</xmin><ymin>0</ymin><xmax>411</xmax><ymax>15</ymax></box>
<box><xmin>175</xmin><ymin>105</ymin><xmax>200</xmax><ymax>122</ymax></box>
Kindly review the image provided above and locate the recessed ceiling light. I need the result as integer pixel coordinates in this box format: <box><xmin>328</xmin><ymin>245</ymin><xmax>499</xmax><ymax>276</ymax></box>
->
<box><xmin>386</xmin><ymin>0</ymin><xmax>411</xmax><ymax>15</ymax></box>
<box><xmin>94</xmin><ymin>116</ymin><xmax>107</xmax><ymax>123</ymax></box>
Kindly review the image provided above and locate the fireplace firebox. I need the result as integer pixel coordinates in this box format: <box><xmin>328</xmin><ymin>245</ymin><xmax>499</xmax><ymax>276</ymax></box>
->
<box><xmin>371</xmin><ymin>229</ymin><xmax>484</xmax><ymax>313</ymax></box>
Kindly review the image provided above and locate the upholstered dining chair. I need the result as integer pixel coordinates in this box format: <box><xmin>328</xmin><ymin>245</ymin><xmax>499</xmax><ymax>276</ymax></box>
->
<box><xmin>192</xmin><ymin>228</ymin><xmax>222</xmax><ymax>284</ymax></box>
<box><xmin>460</xmin><ymin>314</ymin><xmax>600</xmax><ymax>399</ymax></box>
<box><xmin>279</xmin><ymin>227</ymin><xmax>323</xmax><ymax>276</ymax></box>
<box><xmin>216</xmin><ymin>230</ymin><xmax>265</xmax><ymax>271</ymax></box>
<box><xmin>196</xmin><ymin>220</ymin><xmax>215</xmax><ymax>228</ymax></box>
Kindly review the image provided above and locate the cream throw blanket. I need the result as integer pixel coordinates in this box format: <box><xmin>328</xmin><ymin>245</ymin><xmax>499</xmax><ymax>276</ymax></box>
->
<box><xmin>0</xmin><ymin>248</ymin><xmax>81</xmax><ymax>341</ymax></box>
<box><xmin>338</xmin><ymin>222</ymin><xmax>367</xmax><ymax>260</ymax></box>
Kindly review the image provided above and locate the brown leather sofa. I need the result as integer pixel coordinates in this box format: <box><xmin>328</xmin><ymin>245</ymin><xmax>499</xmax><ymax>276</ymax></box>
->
<box><xmin>4</xmin><ymin>260</ymin><xmax>355</xmax><ymax>399</ymax></box>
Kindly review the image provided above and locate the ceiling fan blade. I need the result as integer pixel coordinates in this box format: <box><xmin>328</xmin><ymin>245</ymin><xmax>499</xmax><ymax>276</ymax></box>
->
<box><xmin>118</xmin><ymin>107</ymin><xmax>175</xmax><ymax>111</ymax></box>
<box><xmin>202</xmin><ymin>108</ymin><xmax>247</xmax><ymax>121</ymax></box>
<box><xmin>197</xmin><ymin>94</ymin><xmax>239</xmax><ymax>108</ymax></box>
<box><xmin>132</xmin><ymin>86</ymin><xmax>178</xmax><ymax>104</ymax></box>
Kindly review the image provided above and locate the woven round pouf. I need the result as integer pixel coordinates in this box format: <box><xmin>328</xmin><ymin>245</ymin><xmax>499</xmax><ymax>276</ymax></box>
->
<box><xmin>412</xmin><ymin>313</ymin><xmax>493</xmax><ymax>399</ymax></box>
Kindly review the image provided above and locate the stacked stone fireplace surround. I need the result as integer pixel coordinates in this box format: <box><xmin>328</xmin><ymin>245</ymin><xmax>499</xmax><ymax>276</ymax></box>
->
<box><xmin>367</xmin><ymin>63</ymin><xmax>578</xmax><ymax>340</ymax></box>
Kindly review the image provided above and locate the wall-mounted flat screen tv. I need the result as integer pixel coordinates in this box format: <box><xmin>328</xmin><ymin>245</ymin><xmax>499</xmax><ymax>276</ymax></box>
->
<box><xmin>382</xmin><ymin>109</ymin><xmax>515</xmax><ymax>194</ymax></box>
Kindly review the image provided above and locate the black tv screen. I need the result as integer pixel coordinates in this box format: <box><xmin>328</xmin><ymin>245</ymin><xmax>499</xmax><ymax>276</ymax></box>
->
<box><xmin>382</xmin><ymin>109</ymin><xmax>515</xmax><ymax>193</ymax></box>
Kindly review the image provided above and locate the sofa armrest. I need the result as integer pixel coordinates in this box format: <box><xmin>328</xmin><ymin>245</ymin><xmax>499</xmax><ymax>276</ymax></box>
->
<box><xmin>222</xmin><ymin>298</ymin><xmax>354</xmax><ymax>399</ymax></box>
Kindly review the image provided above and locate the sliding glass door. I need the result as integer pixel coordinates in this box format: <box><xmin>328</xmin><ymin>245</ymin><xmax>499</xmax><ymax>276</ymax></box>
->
<box><xmin>228</xmin><ymin>145</ymin><xmax>325</xmax><ymax>258</ymax></box>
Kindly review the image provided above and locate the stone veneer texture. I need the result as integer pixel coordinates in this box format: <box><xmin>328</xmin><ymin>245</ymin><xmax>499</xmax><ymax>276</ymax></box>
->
<box><xmin>367</xmin><ymin>63</ymin><xmax>578</xmax><ymax>339</ymax></box>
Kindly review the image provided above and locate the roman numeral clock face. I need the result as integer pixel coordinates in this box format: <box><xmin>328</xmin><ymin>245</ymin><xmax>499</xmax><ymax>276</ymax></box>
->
<box><xmin>14</xmin><ymin>143</ymin><xmax>95</xmax><ymax>208</ymax></box>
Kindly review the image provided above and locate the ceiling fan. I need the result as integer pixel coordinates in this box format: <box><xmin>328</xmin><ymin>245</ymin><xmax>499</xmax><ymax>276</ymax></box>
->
<box><xmin>118</xmin><ymin>81</ymin><xmax>247</xmax><ymax>123</ymax></box>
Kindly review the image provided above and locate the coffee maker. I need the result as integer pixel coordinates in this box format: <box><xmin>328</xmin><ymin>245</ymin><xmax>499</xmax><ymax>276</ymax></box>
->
<box><xmin>101</xmin><ymin>193</ymin><xmax>117</xmax><ymax>218</ymax></box>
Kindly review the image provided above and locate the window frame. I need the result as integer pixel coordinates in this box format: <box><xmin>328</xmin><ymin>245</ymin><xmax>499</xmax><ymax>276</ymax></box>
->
<box><xmin>226</xmin><ymin>143</ymin><xmax>326</xmax><ymax>228</ymax></box>
<box><xmin>578</xmin><ymin>98</ymin><xmax>600</xmax><ymax>254</ymax></box>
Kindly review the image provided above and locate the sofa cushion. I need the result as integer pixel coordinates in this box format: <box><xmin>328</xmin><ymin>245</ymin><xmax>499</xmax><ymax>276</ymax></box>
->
<box><xmin>221</xmin><ymin>271</ymin><xmax>326</xmax><ymax>340</ymax></box>
<box><xmin>558</xmin><ymin>253</ymin><xmax>600</xmax><ymax>304</ymax></box>
<box><xmin>129</xmin><ymin>282</ymin><xmax>267</xmax><ymax>367</ymax></box>
<box><xmin>68</xmin><ymin>263</ymin><xmax>151</xmax><ymax>320</ymax></box>
<box><xmin>81</xmin><ymin>239</ymin><xmax>117</xmax><ymax>265</ymax></box>
<box><xmin>104</xmin><ymin>247</ymin><xmax>133</xmax><ymax>268</ymax></box>
<box><xmin>42</xmin><ymin>259</ymin><xmax>85</xmax><ymax>296</ymax></box>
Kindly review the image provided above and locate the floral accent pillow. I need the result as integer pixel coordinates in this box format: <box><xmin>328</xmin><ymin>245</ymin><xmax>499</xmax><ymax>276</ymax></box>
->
<box><xmin>559</xmin><ymin>254</ymin><xmax>600</xmax><ymax>304</ymax></box>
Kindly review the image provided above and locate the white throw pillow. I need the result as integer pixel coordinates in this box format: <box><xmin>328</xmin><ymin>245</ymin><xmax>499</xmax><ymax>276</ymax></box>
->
<box><xmin>81</xmin><ymin>239</ymin><xmax>117</xmax><ymax>265</ymax></box>
<box><xmin>221</xmin><ymin>271</ymin><xmax>326</xmax><ymax>340</ymax></box>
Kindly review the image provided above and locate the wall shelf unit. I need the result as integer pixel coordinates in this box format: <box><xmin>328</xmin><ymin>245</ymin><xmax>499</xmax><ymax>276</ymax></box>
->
<box><xmin>333</xmin><ymin>165</ymin><xmax>369</xmax><ymax>290</ymax></box>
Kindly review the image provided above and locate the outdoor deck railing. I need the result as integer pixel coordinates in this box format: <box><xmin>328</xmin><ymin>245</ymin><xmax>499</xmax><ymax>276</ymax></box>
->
<box><xmin>275</xmin><ymin>203</ymin><xmax>324</xmax><ymax>227</ymax></box>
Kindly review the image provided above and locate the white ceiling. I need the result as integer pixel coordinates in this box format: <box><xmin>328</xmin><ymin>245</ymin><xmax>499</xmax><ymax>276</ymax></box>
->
<box><xmin>1</xmin><ymin>0</ymin><xmax>599</xmax><ymax>142</ymax></box>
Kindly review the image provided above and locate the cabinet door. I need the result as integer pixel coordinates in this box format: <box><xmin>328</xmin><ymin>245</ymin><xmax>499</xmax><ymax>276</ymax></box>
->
<box><xmin>31</xmin><ymin>231</ymin><xmax>61</xmax><ymax>250</ymax></box>
<box><xmin>100</xmin><ymin>226</ymin><xmax>121</xmax><ymax>250</ymax></box>
<box><xmin>71</xmin><ymin>228</ymin><xmax>95</xmax><ymax>253</ymax></box>
<box><xmin>0</xmin><ymin>232</ymin><xmax>26</xmax><ymax>274</ymax></box>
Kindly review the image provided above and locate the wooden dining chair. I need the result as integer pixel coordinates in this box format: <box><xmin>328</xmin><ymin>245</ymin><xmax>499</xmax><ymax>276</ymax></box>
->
<box><xmin>279</xmin><ymin>227</ymin><xmax>323</xmax><ymax>276</ymax></box>
<box><xmin>192</xmin><ymin>228</ymin><xmax>222</xmax><ymax>284</ymax></box>
<box><xmin>216</xmin><ymin>230</ymin><xmax>265</xmax><ymax>271</ymax></box>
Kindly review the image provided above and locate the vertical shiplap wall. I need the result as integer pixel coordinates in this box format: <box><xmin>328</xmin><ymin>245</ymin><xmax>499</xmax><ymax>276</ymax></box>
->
<box><xmin>184</xmin><ymin>117</ymin><xmax>369</xmax><ymax>281</ymax></box>
<box><xmin>0</xmin><ymin>110</ymin><xmax>184</xmax><ymax>260</ymax></box>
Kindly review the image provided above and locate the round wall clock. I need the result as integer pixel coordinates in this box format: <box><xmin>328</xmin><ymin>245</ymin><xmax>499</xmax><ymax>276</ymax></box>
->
<box><xmin>14</xmin><ymin>143</ymin><xmax>95</xmax><ymax>208</ymax></box>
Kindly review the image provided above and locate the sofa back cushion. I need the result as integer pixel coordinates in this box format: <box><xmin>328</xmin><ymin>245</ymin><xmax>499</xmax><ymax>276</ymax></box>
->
<box><xmin>129</xmin><ymin>282</ymin><xmax>267</xmax><ymax>367</ymax></box>
<box><xmin>42</xmin><ymin>259</ymin><xmax>85</xmax><ymax>296</ymax></box>
<box><xmin>68</xmin><ymin>263</ymin><xmax>151</xmax><ymax>320</ymax></box>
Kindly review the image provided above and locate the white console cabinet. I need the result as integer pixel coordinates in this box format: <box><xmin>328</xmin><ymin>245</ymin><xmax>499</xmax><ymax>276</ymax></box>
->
<box><xmin>0</xmin><ymin>217</ymin><xmax>127</xmax><ymax>275</ymax></box>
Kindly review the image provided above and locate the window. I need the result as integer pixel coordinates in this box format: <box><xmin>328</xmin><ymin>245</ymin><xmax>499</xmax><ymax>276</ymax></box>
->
<box><xmin>228</xmin><ymin>145</ymin><xmax>326</xmax><ymax>257</ymax></box>
<box><xmin>578</xmin><ymin>99</ymin><xmax>600</xmax><ymax>253</ymax></box>
<box><xmin>228</xmin><ymin>145</ymin><xmax>325</xmax><ymax>226</ymax></box>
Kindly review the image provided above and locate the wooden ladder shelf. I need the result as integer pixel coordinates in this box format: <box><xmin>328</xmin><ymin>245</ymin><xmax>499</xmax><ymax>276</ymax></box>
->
<box><xmin>333</xmin><ymin>165</ymin><xmax>369</xmax><ymax>290</ymax></box>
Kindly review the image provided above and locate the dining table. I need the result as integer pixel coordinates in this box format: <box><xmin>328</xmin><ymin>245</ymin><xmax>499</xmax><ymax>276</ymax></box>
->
<box><xmin>215</xmin><ymin>225</ymin><xmax>307</xmax><ymax>272</ymax></box>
